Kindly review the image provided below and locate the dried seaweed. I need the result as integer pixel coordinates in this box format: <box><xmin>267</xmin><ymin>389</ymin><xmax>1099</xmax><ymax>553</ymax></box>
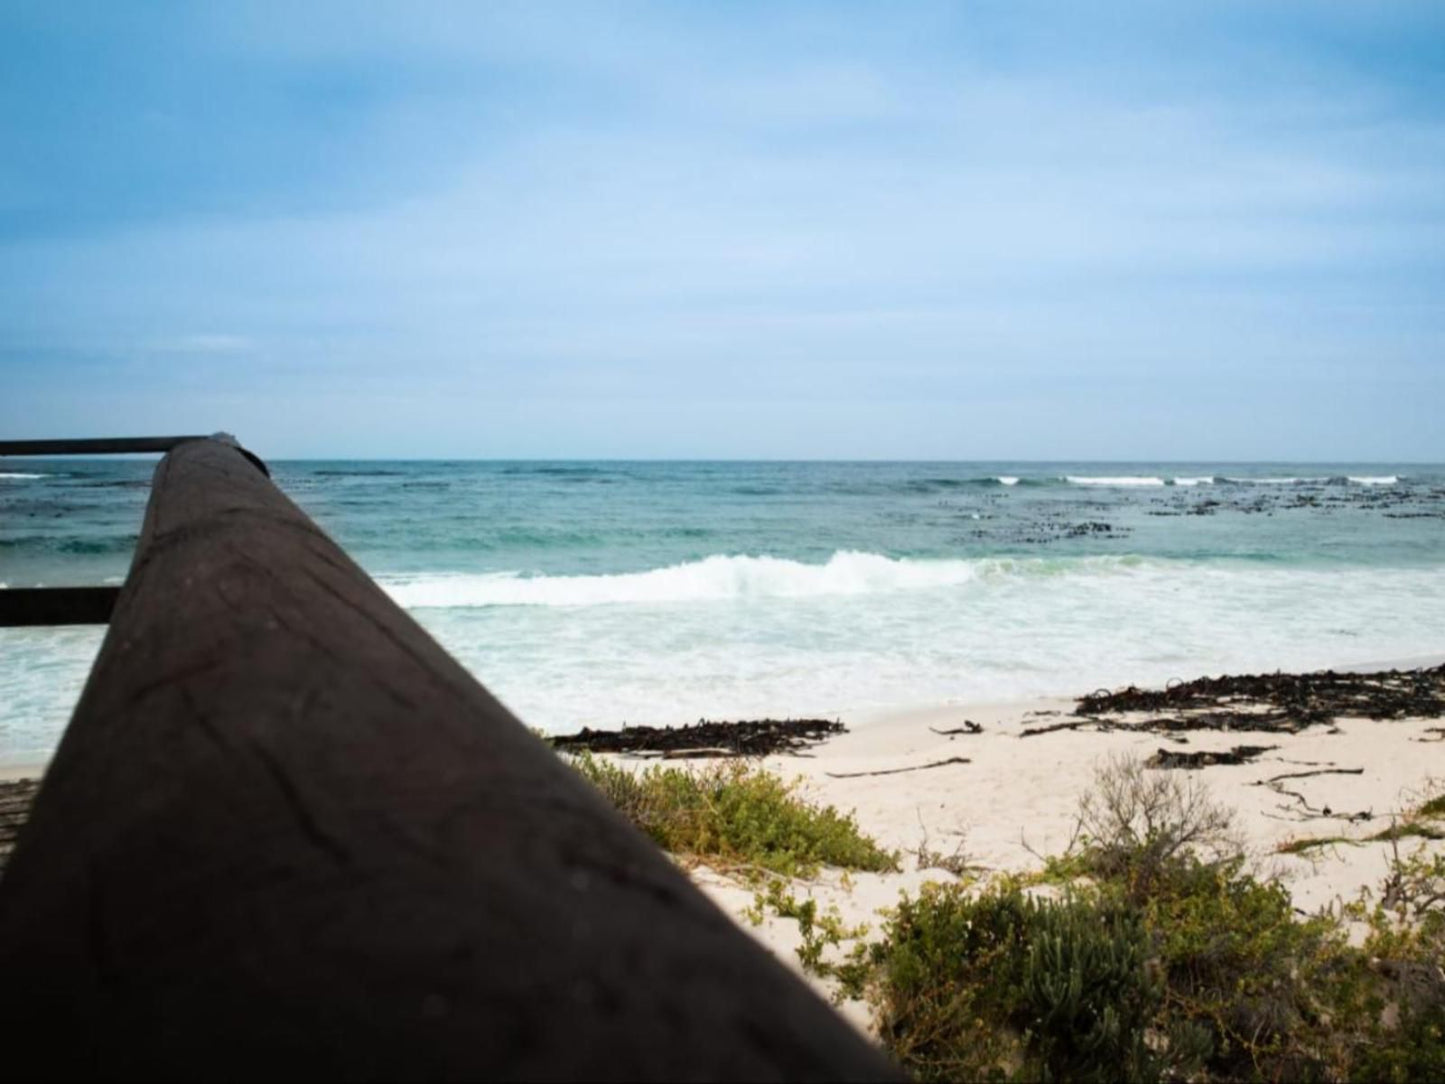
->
<box><xmin>1074</xmin><ymin>664</ymin><xmax>1445</xmax><ymax>735</ymax></box>
<box><xmin>548</xmin><ymin>717</ymin><xmax>846</xmax><ymax>758</ymax></box>
<box><xmin>1146</xmin><ymin>745</ymin><xmax>1277</xmax><ymax>769</ymax></box>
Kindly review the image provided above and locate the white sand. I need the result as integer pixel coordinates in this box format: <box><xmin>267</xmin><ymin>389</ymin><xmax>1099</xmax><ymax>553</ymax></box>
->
<box><xmin>687</xmin><ymin>663</ymin><xmax>1445</xmax><ymax>1034</ymax></box>
<box><xmin>0</xmin><ymin>762</ymin><xmax>44</xmax><ymax>783</ymax></box>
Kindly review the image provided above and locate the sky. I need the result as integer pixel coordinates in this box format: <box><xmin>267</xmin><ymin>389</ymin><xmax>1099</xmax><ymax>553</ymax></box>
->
<box><xmin>2</xmin><ymin>1</ymin><xmax>1442</xmax><ymax>460</ymax></box>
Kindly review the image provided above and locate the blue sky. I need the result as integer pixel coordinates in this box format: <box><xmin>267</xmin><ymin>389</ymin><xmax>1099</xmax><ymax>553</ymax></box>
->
<box><xmin>2</xmin><ymin>2</ymin><xmax>1442</xmax><ymax>459</ymax></box>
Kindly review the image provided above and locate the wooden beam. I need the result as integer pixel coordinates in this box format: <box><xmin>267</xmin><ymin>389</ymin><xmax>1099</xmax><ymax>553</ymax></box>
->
<box><xmin>0</xmin><ymin>439</ymin><xmax>896</xmax><ymax>1082</ymax></box>
<box><xmin>0</xmin><ymin>436</ymin><xmax>212</xmax><ymax>456</ymax></box>
<box><xmin>0</xmin><ymin>586</ymin><xmax>120</xmax><ymax>626</ymax></box>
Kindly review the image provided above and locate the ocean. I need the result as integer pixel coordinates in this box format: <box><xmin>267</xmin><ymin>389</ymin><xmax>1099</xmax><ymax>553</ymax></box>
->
<box><xmin>3</xmin><ymin>460</ymin><xmax>1443</xmax><ymax>762</ymax></box>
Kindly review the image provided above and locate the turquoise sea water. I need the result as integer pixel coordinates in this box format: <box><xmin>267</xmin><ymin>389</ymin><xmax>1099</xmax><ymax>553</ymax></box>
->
<box><xmin>3</xmin><ymin>460</ymin><xmax>1444</xmax><ymax>760</ymax></box>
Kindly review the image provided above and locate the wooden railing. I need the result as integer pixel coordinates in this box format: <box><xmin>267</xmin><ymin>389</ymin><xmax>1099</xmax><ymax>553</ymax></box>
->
<box><xmin>0</xmin><ymin>434</ymin><xmax>257</xmax><ymax>627</ymax></box>
<box><xmin>0</xmin><ymin>438</ymin><xmax>896</xmax><ymax>1081</ymax></box>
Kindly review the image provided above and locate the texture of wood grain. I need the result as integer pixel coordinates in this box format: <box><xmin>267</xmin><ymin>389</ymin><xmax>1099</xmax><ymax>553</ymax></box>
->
<box><xmin>0</xmin><ymin>440</ymin><xmax>897</xmax><ymax>1082</ymax></box>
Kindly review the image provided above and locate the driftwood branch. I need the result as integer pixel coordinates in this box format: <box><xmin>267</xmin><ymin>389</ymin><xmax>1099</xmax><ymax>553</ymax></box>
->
<box><xmin>1260</xmin><ymin>767</ymin><xmax>1365</xmax><ymax>784</ymax></box>
<box><xmin>1020</xmin><ymin>720</ymin><xmax>1090</xmax><ymax>738</ymax></box>
<box><xmin>826</xmin><ymin>756</ymin><xmax>971</xmax><ymax>779</ymax></box>
<box><xmin>929</xmin><ymin>721</ymin><xmax>982</xmax><ymax>736</ymax></box>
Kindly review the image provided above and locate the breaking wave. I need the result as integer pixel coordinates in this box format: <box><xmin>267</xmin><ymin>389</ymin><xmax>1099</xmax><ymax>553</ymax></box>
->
<box><xmin>1066</xmin><ymin>476</ymin><xmax>1166</xmax><ymax>487</ymax></box>
<box><xmin>380</xmin><ymin>551</ymin><xmax>1143</xmax><ymax>609</ymax></box>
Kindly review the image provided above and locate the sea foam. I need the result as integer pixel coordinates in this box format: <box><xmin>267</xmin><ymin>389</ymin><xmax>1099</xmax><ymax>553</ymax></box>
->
<box><xmin>1066</xmin><ymin>476</ymin><xmax>1166</xmax><ymax>487</ymax></box>
<box><xmin>379</xmin><ymin>552</ymin><xmax>1148</xmax><ymax>610</ymax></box>
<box><xmin>381</xmin><ymin>551</ymin><xmax>999</xmax><ymax>608</ymax></box>
<box><xmin>1225</xmin><ymin>477</ymin><xmax>1327</xmax><ymax>485</ymax></box>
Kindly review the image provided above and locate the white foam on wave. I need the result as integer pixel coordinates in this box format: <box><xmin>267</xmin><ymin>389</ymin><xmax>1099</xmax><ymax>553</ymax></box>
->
<box><xmin>1225</xmin><ymin>477</ymin><xmax>1326</xmax><ymax>485</ymax></box>
<box><xmin>1172</xmin><ymin>477</ymin><xmax>1214</xmax><ymax>486</ymax></box>
<box><xmin>1349</xmin><ymin>475</ymin><xmax>1399</xmax><ymax>486</ymax></box>
<box><xmin>0</xmin><ymin>472</ymin><xmax>47</xmax><ymax>480</ymax></box>
<box><xmin>996</xmin><ymin>476</ymin><xmax>1020</xmax><ymax>486</ymax></box>
<box><xmin>409</xmin><ymin>560</ymin><xmax>1445</xmax><ymax>733</ymax></box>
<box><xmin>382</xmin><ymin>551</ymin><xmax>997</xmax><ymax>609</ymax></box>
<box><xmin>1066</xmin><ymin>476</ymin><xmax>1165</xmax><ymax>487</ymax></box>
<box><xmin>380</xmin><ymin>552</ymin><xmax>1147</xmax><ymax>610</ymax></box>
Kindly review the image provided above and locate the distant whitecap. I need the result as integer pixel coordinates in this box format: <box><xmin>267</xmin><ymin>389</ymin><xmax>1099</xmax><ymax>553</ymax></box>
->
<box><xmin>1065</xmin><ymin>476</ymin><xmax>1165</xmax><ymax>487</ymax></box>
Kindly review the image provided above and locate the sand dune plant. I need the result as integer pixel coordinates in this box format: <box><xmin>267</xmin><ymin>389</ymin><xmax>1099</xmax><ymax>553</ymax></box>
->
<box><xmin>1072</xmin><ymin>754</ymin><xmax>1243</xmax><ymax>894</ymax></box>
<box><xmin>869</xmin><ymin>883</ymin><xmax>1174</xmax><ymax>1083</ymax></box>
<box><xmin>565</xmin><ymin>752</ymin><xmax>898</xmax><ymax>879</ymax></box>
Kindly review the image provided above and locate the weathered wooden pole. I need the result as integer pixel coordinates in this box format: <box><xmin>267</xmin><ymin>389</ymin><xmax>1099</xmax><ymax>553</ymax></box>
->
<box><xmin>0</xmin><ymin>440</ymin><xmax>897</xmax><ymax>1082</ymax></box>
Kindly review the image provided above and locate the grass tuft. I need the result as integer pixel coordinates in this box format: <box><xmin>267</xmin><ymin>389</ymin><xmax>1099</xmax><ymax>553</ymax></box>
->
<box><xmin>1413</xmin><ymin>793</ymin><xmax>1445</xmax><ymax>818</ymax></box>
<box><xmin>1276</xmin><ymin>835</ymin><xmax>1360</xmax><ymax>855</ymax></box>
<box><xmin>1372</xmin><ymin>821</ymin><xmax>1445</xmax><ymax>843</ymax></box>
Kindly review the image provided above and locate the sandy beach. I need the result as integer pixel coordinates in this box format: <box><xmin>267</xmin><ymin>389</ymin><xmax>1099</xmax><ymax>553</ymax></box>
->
<box><xmin>670</xmin><ymin>656</ymin><xmax>1445</xmax><ymax>1034</ymax></box>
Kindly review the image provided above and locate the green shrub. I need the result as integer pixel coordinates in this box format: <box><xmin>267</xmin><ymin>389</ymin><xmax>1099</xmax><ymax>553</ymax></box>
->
<box><xmin>565</xmin><ymin>753</ymin><xmax>898</xmax><ymax>879</ymax></box>
<box><xmin>870</xmin><ymin>883</ymin><xmax>1170</xmax><ymax>1083</ymax></box>
<box><xmin>1021</xmin><ymin>891</ymin><xmax>1165</xmax><ymax>1082</ymax></box>
<box><xmin>861</xmin><ymin>758</ymin><xmax>1445</xmax><ymax>1082</ymax></box>
<box><xmin>1340</xmin><ymin>842</ymin><xmax>1445</xmax><ymax>1082</ymax></box>
<box><xmin>1142</xmin><ymin>857</ymin><xmax>1346</xmax><ymax>1079</ymax></box>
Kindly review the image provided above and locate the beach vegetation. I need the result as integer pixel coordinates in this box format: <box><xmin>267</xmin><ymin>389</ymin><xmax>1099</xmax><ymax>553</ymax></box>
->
<box><xmin>567</xmin><ymin>746</ymin><xmax>1445</xmax><ymax>1080</ymax></box>
<box><xmin>565</xmin><ymin>752</ymin><xmax>899</xmax><ymax>879</ymax></box>
<box><xmin>1337</xmin><ymin>839</ymin><xmax>1445</xmax><ymax>1082</ymax></box>
<box><xmin>1068</xmin><ymin>753</ymin><xmax>1244</xmax><ymax>896</ymax></box>
<box><xmin>842</xmin><ymin>757</ymin><xmax>1445</xmax><ymax>1082</ymax></box>
<box><xmin>867</xmin><ymin>882</ymin><xmax>1171</xmax><ymax>1082</ymax></box>
<box><xmin>745</xmin><ymin>879</ymin><xmax>872</xmax><ymax>985</ymax></box>
<box><xmin>910</xmin><ymin>818</ymin><xmax>978</xmax><ymax>879</ymax></box>
<box><xmin>1275</xmin><ymin>834</ymin><xmax>1360</xmax><ymax>855</ymax></box>
<box><xmin>1417</xmin><ymin>792</ymin><xmax>1445</xmax><ymax>819</ymax></box>
<box><xmin>1371</xmin><ymin>820</ymin><xmax>1445</xmax><ymax>843</ymax></box>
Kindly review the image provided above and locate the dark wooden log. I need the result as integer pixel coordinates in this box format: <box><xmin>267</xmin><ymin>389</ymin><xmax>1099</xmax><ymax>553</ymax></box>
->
<box><xmin>0</xmin><ymin>585</ymin><xmax>120</xmax><ymax>626</ymax></box>
<box><xmin>0</xmin><ymin>440</ymin><xmax>897</xmax><ymax>1082</ymax></box>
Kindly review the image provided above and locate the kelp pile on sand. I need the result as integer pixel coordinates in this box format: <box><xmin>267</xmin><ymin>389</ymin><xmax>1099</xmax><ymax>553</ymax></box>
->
<box><xmin>549</xmin><ymin>717</ymin><xmax>846</xmax><ymax>758</ymax></box>
<box><xmin>1023</xmin><ymin>664</ymin><xmax>1445</xmax><ymax>738</ymax></box>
